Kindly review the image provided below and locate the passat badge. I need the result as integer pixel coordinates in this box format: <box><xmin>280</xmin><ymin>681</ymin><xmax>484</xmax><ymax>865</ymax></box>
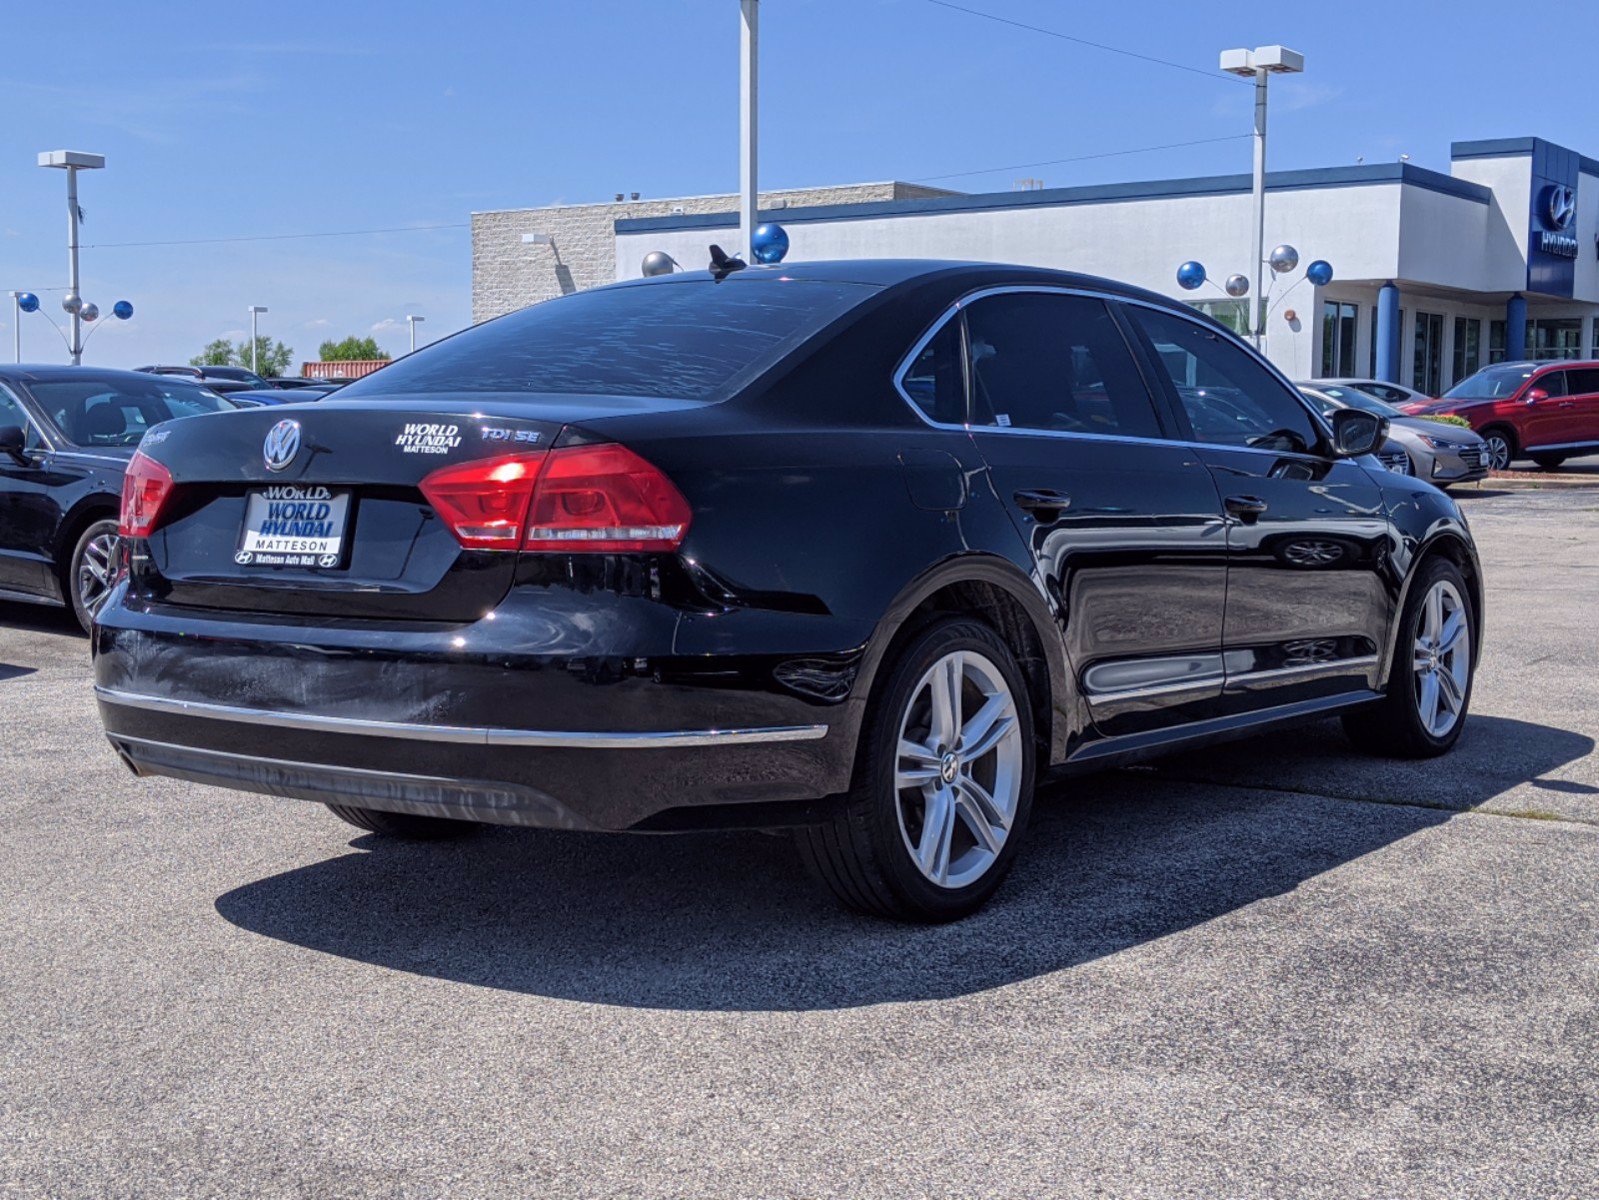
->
<box><xmin>263</xmin><ymin>419</ymin><xmax>302</xmax><ymax>472</ymax></box>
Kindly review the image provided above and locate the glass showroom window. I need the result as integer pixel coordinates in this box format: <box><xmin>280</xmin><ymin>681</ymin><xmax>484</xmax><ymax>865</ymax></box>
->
<box><xmin>1489</xmin><ymin>320</ymin><xmax>1507</xmax><ymax>365</ymax></box>
<box><xmin>1452</xmin><ymin>317</ymin><xmax>1481</xmax><ymax>386</ymax></box>
<box><xmin>1529</xmin><ymin>318</ymin><xmax>1583</xmax><ymax>361</ymax></box>
<box><xmin>1413</xmin><ymin>311</ymin><xmax>1444</xmax><ymax>395</ymax></box>
<box><xmin>1320</xmin><ymin>301</ymin><xmax>1357</xmax><ymax>377</ymax></box>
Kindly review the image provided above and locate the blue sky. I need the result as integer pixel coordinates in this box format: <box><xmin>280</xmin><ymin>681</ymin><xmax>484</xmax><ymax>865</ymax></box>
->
<box><xmin>3</xmin><ymin>0</ymin><xmax>1595</xmax><ymax>369</ymax></box>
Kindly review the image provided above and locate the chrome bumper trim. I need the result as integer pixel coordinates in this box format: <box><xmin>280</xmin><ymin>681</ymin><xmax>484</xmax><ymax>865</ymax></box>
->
<box><xmin>96</xmin><ymin>686</ymin><xmax>829</xmax><ymax>749</ymax></box>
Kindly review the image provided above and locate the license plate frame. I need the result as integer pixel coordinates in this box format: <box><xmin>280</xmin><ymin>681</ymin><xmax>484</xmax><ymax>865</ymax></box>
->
<box><xmin>235</xmin><ymin>486</ymin><xmax>352</xmax><ymax>570</ymax></box>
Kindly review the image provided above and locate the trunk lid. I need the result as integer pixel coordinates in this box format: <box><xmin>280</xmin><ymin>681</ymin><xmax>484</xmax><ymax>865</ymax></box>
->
<box><xmin>128</xmin><ymin>399</ymin><xmax>618</xmax><ymax>621</ymax></box>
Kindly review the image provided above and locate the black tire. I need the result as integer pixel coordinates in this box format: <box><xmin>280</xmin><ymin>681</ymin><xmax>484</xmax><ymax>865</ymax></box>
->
<box><xmin>1480</xmin><ymin>426</ymin><xmax>1517</xmax><ymax>471</ymax></box>
<box><xmin>796</xmin><ymin>617</ymin><xmax>1036</xmax><ymax>922</ymax></box>
<box><xmin>1342</xmin><ymin>556</ymin><xmax>1475</xmax><ymax>759</ymax></box>
<box><xmin>1531</xmin><ymin>453</ymin><xmax>1569</xmax><ymax>471</ymax></box>
<box><xmin>325</xmin><ymin>803</ymin><xmax>479</xmax><ymax>840</ymax></box>
<box><xmin>66</xmin><ymin>518</ymin><xmax>120</xmax><ymax>634</ymax></box>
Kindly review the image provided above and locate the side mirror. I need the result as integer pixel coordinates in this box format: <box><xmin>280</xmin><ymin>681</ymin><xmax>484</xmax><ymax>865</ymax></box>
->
<box><xmin>0</xmin><ymin>424</ymin><xmax>28</xmax><ymax>465</ymax></box>
<box><xmin>1524</xmin><ymin>388</ymin><xmax>1549</xmax><ymax>405</ymax></box>
<box><xmin>1329</xmin><ymin>408</ymin><xmax>1386</xmax><ymax>458</ymax></box>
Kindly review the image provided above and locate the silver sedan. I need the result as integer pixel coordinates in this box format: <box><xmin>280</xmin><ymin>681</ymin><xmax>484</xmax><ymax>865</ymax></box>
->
<box><xmin>1299</xmin><ymin>382</ymin><xmax>1489</xmax><ymax>487</ymax></box>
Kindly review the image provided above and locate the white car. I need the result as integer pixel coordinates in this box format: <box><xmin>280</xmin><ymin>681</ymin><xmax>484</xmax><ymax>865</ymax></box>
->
<box><xmin>1318</xmin><ymin>377</ymin><xmax>1433</xmax><ymax>408</ymax></box>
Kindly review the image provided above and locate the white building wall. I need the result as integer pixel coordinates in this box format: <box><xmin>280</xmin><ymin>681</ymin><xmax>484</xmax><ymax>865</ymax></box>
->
<box><xmin>616</xmin><ymin>184</ymin><xmax>1412</xmax><ymax>379</ymax></box>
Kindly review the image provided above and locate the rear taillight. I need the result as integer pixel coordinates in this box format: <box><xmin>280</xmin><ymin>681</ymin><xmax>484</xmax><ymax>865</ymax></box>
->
<box><xmin>524</xmin><ymin>443</ymin><xmax>692</xmax><ymax>553</ymax></box>
<box><xmin>119</xmin><ymin>451</ymin><xmax>175</xmax><ymax>537</ymax></box>
<box><xmin>419</xmin><ymin>443</ymin><xmax>691</xmax><ymax>554</ymax></box>
<box><xmin>419</xmin><ymin>453</ymin><xmax>546</xmax><ymax>551</ymax></box>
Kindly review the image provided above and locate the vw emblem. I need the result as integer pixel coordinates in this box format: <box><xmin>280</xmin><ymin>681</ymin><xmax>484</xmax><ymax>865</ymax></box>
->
<box><xmin>262</xmin><ymin>419</ymin><xmax>302</xmax><ymax>472</ymax></box>
<box><xmin>1544</xmin><ymin>184</ymin><xmax>1576</xmax><ymax>232</ymax></box>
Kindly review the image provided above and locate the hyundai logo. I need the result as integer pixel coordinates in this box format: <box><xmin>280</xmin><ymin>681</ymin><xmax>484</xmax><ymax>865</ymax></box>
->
<box><xmin>1544</xmin><ymin>184</ymin><xmax>1577</xmax><ymax>232</ymax></box>
<box><xmin>262</xmin><ymin>419</ymin><xmax>302</xmax><ymax>472</ymax></box>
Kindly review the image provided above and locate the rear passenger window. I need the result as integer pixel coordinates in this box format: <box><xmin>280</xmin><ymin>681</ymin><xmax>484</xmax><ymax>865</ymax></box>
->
<box><xmin>1130</xmin><ymin>307</ymin><xmax>1321</xmax><ymax>454</ymax></box>
<box><xmin>963</xmin><ymin>293</ymin><xmax>1163</xmax><ymax>438</ymax></box>
<box><xmin>899</xmin><ymin>318</ymin><xmax>965</xmax><ymax>424</ymax></box>
<box><xmin>1565</xmin><ymin>368</ymin><xmax>1599</xmax><ymax>395</ymax></box>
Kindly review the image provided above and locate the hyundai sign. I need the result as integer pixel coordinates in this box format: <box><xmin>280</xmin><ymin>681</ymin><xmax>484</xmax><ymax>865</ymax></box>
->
<box><xmin>1527</xmin><ymin>143</ymin><xmax>1581</xmax><ymax>295</ymax></box>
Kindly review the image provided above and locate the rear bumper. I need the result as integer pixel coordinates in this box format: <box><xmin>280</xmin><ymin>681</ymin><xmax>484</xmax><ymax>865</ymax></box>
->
<box><xmin>93</xmin><ymin>587</ymin><xmax>868</xmax><ymax>830</ymax></box>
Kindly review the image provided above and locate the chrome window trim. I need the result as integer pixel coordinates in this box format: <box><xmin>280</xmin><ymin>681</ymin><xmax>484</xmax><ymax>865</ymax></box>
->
<box><xmin>96</xmin><ymin>686</ymin><xmax>829</xmax><ymax>749</ymax></box>
<box><xmin>890</xmin><ymin>283</ymin><xmax>1337</xmax><ymax>458</ymax></box>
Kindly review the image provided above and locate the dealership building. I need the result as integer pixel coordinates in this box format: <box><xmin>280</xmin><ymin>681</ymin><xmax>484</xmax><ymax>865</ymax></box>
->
<box><xmin>472</xmin><ymin>135</ymin><xmax>1599</xmax><ymax>393</ymax></box>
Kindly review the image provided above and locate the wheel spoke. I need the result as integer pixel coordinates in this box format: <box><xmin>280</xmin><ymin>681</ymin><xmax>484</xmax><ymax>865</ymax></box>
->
<box><xmin>928</xmin><ymin>652</ymin><xmax>963</xmax><ymax>748</ymax></box>
<box><xmin>917</xmin><ymin>787</ymin><xmax>957</xmax><ymax>885</ymax></box>
<box><xmin>1437</xmin><ymin>609</ymin><xmax>1466</xmax><ymax>655</ymax></box>
<box><xmin>1418</xmin><ymin>672</ymin><xmax>1441</xmax><ymax>731</ymax></box>
<box><xmin>898</xmin><ymin>738</ymin><xmax>940</xmax><ymax>767</ymax></box>
<box><xmin>958</xmin><ymin>692</ymin><xmax>1015</xmax><ymax>760</ymax></box>
<box><xmin>957</xmin><ymin>773</ymin><xmax>1008</xmax><ymax>831</ymax></box>
<box><xmin>1424</xmin><ymin>584</ymin><xmax>1444</xmax><ymax>642</ymax></box>
<box><xmin>954</xmin><ymin>786</ymin><xmax>1004</xmax><ymax>856</ymax></box>
<box><xmin>1437</xmin><ymin>665</ymin><xmax>1464</xmax><ymax>713</ymax></box>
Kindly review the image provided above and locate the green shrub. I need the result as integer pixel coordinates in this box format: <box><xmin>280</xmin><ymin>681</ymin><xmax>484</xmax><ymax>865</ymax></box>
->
<box><xmin>1423</xmin><ymin>414</ymin><xmax>1474</xmax><ymax>429</ymax></box>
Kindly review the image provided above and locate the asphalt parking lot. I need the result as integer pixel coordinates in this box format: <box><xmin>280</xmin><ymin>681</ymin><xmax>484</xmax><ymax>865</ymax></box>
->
<box><xmin>1</xmin><ymin>485</ymin><xmax>1595</xmax><ymax>1199</ymax></box>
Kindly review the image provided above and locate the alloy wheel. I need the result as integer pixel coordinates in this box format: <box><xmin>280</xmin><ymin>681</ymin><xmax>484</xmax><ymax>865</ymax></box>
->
<box><xmin>1412</xmin><ymin>579</ymin><xmax>1470</xmax><ymax>737</ymax></box>
<box><xmin>894</xmin><ymin>649</ymin><xmax>1024</xmax><ymax>889</ymax></box>
<box><xmin>76</xmin><ymin>530</ymin><xmax>119</xmax><ymax>618</ymax></box>
<box><xmin>1485</xmin><ymin>434</ymin><xmax>1511</xmax><ymax>471</ymax></box>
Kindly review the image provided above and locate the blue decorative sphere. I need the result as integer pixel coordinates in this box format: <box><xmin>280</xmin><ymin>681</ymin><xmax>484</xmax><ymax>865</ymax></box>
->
<box><xmin>16</xmin><ymin>292</ymin><xmax>39</xmax><ymax>313</ymax></box>
<box><xmin>1176</xmin><ymin>261</ymin><xmax>1207</xmax><ymax>291</ymax></box>
<box><xmin>751</xmin><ymin>223</ymin><xmax>789</xmax><ymax>264</ymax></box>
<box><xmin>112</xmin><ymin>299</ymin><xmax>134</xmax><ymax>320</ymax></box>
<box><xmin>1305</xmin><ymin>259</ymin><xmax>1334</xmax><ymax>286</ymax></box>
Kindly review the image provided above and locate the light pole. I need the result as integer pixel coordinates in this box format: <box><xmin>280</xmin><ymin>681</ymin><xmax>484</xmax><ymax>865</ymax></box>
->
<box><xmin>37</xmin><ymin>150</ymin><xmax>106</xmax><ymax>365</ymax></box>
<box><xmin>1219</xmin><ymin>46</ymin><xmax>1304</xmax><ymax>348</ymax></box>
<box><xmin>9</xmin><ymin>292</ymin><xmax>21</xmax><ymax>363</ymax></box>
<box><xmin>739</xmin><ymin>0</ymin><xmax>759</xmax><ymax>263</ymax></box>
<box><xmin>406</xmin><ymin>314</ymin><xmax>425</xmax><ymax>353</ymax></box>
<box><xmin>248</xmin><ymin>305</ymin><xmax>268</xmax><ymax>373</ymax></box>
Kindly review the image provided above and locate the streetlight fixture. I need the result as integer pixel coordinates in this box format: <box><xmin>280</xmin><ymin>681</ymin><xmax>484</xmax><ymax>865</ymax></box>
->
<box><xmin>248</xmin><ymin>305</ymin><xmax>268</xmax><ymax>373</ymax></box>
<box><xmin>1219</xmin><ymin>45</ymin><xmax>1304</xmax><ymax>347</ymax></box>
<box><xmin>37</xmin><ymin>150</ymin><xmax>106</xmax><ymax>365</ymax></box>
<box><xmin>406</xmin><ymin>314</ymin><xmax>425</xmax><ymax>353</ymax></box>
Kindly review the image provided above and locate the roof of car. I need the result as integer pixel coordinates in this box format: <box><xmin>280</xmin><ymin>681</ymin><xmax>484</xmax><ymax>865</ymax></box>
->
<box><xmin>0</xmin><ymin>364</ymin><xmax>213</xmax><ymax>384</ymax></box>
<box><xmin>604</xmin><ymin>258</ymin><xmax>1194</xmax><ymax>311</ymax></box>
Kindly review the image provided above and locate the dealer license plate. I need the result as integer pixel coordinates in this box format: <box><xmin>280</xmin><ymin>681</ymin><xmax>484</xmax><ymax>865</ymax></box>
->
<box><xmin>235</xmin><ymin>485</ymin><xmax>351</xmax><ymax>569</ymax></box>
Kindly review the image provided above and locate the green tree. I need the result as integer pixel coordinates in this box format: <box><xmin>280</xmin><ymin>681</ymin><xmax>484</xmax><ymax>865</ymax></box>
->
<box><xmin>190</xmin><ymin>336</ymin><xmax>294</xmax><ymax>377</ymax></box>
<box><xmin>236</xmin><ymin>336</ymin><xmax>295</xmax><ymax>378</ymax></box>
<box><xmin>191</xmin><ymin>338</ymin><xmax>235</xmax><ymax>367</ymax></box>
<box><xmin>318</xmin><ymin>335</ymin><xmax>390</xmax><ymax>362</ymax></box>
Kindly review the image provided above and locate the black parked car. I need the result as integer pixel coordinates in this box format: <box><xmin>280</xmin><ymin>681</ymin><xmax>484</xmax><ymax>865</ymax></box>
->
<box><xmin>93</xmin><ymin>262</ymin><xmax>1482</xmax><ymax>920</ymax></box>
<box><xmin>0</xmin><ymin>366</ymin><xmax>239</xmax><ymax>630</ymax></box>
<box><xmin>136</xmin><ymin>365</ymin><xmax>265</xmax><ymax>394</ymax></box>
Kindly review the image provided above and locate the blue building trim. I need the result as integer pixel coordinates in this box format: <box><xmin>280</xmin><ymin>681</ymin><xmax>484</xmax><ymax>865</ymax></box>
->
<box><xmin>617</xmin><ymin>163</ymin><xmax>1491</xmax><ymax>235</ymax></box>
<box><xmin>1506</xmin><ymin>294</ymin><xmax>1528</xmax><ymax>361</ymax></box>
<box><xmin>1452</xmin><ymin>136</ymin><xmax>1599</xmax><ymax>178</ymax></box>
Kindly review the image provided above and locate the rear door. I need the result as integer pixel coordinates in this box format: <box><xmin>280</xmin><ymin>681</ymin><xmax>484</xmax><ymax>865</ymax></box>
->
<box><xmin>954</xmin><ymin>289</ymin><xmax>1231</xmax><ymax>739</ymax></box>
<box><xmin>0</xmin><ymin>388</ymin><xmax>58</xmax><ymax>597</ymax></box>
<box><xmin>1121</xmin><ymin>304</ymin><xmax>1392</xmax><ymax>715</ymax></box>
<box><xmin>1554</xmin><ymin>366</ymin><xmax>1599</xmax><ymax>451</ymax></box>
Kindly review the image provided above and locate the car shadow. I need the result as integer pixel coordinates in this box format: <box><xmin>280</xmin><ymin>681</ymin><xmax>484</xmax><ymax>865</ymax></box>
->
<box><xmin>0</xmin><ymin>599</ymin><xmax>81</xmax><ymax>636</ymax></box>
<box><xmin>214</xmin><ymin>714</ymin><xmax>1593</xmax><ymax>1012</ymax></box>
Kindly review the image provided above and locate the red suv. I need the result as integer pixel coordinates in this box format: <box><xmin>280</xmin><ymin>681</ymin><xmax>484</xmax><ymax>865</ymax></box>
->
<box><xmin>1403</xmin><ymin>361</ymin><xmax>1599</xmax><ymax>471</ymax></box>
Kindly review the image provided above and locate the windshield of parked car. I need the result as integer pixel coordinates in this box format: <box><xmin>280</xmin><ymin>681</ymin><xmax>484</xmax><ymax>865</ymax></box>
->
<box><xmin>27</xmin><ymin>377</ymin><xmax>239</xmax><ymax>446</ymax></box>
<box><xmin>1444</xmin><ymin>364</ymin><xmax>1538</xmax><ymax>400</ymax></box>
<box><xmin>335</xmin><ymin>277</ymin><xmax>881</xmax><ymax>402</ymax></box>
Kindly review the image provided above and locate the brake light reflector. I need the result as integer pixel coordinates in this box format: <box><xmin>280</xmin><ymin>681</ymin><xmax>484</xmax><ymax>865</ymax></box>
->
<box><xmin>419</xmin><ymin>452</ymin><xmax>547</xmax><ymax>550</ymax></box>
<box><xmin>524</xmin><ymin>443</ymin><xmax>691</xmax><ymax>553</ymax></box>
<box><xmin>119</xmin><ymin>451</ymin><xmax>175</xmax><ymax>537</ymax></box>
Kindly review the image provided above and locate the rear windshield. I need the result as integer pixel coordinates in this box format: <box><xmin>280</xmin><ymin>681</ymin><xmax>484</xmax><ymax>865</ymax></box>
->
<box><xmin>1444</xmin><ymin>364</ymin><xmax>1537</xmax><ymax>400</ymax></box>
<box><xmin>336</xmin><ymin>278</ymin><xmax>879</xmax><ymax>402</ymax></box>
<box><xmin>27</xmin><ymin>378</ymin><xmax>238</xmax><ymax>447</ymax></box>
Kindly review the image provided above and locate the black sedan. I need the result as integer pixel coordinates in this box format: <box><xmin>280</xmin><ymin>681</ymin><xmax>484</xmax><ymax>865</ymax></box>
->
<box><xmin>0</xmin><ymin>366</ymin><xmax>240</xmax><ymax>630</ymax></box>
<box><xmin>92</xmin><ymin>261</ymin><xmax>1483</xmax><ymax>920</ymax></box>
